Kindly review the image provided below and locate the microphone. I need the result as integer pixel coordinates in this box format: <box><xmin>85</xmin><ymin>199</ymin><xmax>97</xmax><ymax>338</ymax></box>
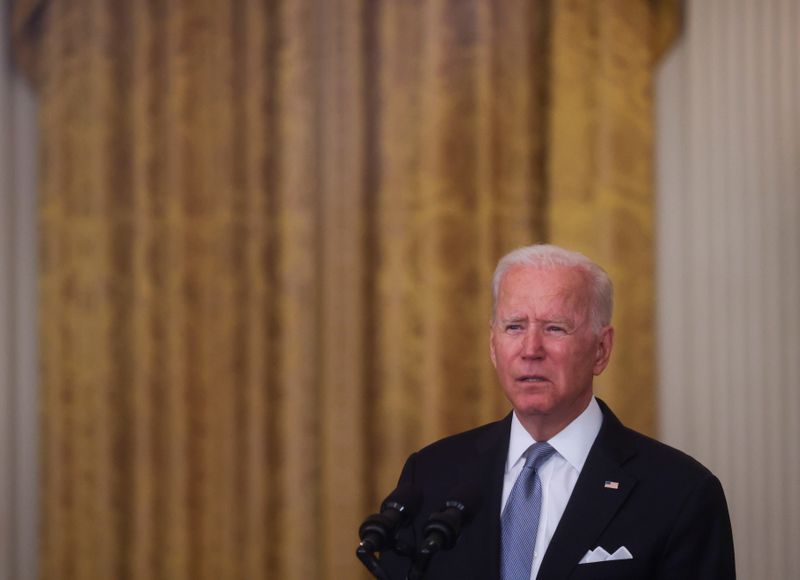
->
<box><xmin>419</xmin><ymin>482</ymin><xmax>482</xmax><ymax>554</ymax></box>
<box><xmin>359</xmin><ymin>483</ymin><xmax>423</xmax><ymax>553</ymax></box>
<box><xmin>405</xmin><ymin>483</ymin><xmax>483</xmax><ymax>580</ymax></box>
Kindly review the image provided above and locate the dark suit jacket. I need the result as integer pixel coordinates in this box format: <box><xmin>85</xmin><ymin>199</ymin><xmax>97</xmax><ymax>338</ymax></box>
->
<box><xmin>380</xmin><ymin>399</ymin><xmax>735</xmax><ymax>580</ymax></box>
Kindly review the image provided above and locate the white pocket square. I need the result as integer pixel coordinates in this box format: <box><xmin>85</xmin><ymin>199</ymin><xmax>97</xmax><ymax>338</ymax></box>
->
<box><xmin>579</xmin><ymin>546</ymin><xmax>633</xmax><ymax>564</ymax></box>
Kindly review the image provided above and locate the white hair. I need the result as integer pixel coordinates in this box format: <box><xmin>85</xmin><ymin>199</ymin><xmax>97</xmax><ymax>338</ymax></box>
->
<box><xmin>491</xmin><ymin>244</ymin><xmax>613</xmax><ymax>330</ymax></box>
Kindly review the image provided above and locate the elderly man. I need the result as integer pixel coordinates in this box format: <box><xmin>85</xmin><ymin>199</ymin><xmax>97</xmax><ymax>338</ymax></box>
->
<box><xmin>381</xmin><ymin>244</ymin><xmax>735</xmax><ymax>580</ymax></box>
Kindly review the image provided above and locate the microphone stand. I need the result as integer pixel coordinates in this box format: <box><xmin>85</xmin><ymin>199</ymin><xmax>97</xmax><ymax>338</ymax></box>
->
<box><xmin>405</xmin><ymin>555</ymin><xmax>429</xmax><ymax>580</ymax></box>
<box><xmin>404</xmin><ymin>534</ymin><xmax>441</xmax><ymax>580</ymax></box>
<box><xmin>355</xmin><ymin>544</ymin><xmax>391</xmax><ymax>580</ymax></box>
<box><xmin>357</xmin><ymin>539</ymin><xmax>416</xmax><ymax>580</ymax></box>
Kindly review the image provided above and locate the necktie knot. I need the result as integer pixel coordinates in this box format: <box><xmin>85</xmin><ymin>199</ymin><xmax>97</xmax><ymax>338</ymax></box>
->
<box><xmin>523</xmin><ymin>441</ymin><xmax>556</xmax><ymax>472</ymax></box>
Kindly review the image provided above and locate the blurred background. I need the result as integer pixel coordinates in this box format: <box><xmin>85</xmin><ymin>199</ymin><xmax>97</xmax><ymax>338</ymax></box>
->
<box><xmin>0</xmin><ymin>0</ymin><xmax>797</xmax><ymax>579</ymax></box>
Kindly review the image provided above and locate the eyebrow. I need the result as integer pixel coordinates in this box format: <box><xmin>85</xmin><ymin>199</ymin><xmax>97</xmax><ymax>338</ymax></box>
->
<box><xmin>498</xmin><ymin>316</ymin><xmax>575</xmax><ymax>327</ymax></box>
<box><xmin>499</xmin><ymin>315</ymin><xmax>529</xmax><ymax>323</ymax></box>
<box><xmin>540</xmin><ymin>318</ymin><xmax>573</xmax><ymax>325</ymax></box>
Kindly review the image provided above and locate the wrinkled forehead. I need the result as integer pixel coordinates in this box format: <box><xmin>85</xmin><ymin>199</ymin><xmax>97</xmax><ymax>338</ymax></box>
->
<box><xmin>496</xmin><ymin>265</ymin><xmax>593</xmax><ymax>319</ymax></box>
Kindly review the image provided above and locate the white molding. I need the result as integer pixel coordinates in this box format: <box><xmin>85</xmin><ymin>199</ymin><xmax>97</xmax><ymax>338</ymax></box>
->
<box><xmin>0</xmin><ymin>3</ymin><xmax>39</xmax><ymax>578</ymax></box>
<box><xmin>656</xmin><ymin>1</ymin><xmax>800</xmax><ymax>578</ymax></box>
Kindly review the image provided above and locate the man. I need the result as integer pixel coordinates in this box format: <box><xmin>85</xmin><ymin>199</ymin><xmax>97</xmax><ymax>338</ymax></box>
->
<box><xmin>381</xmin><ymin>245</ymin><xmax>735</xmax><ymax>579</ymax></box>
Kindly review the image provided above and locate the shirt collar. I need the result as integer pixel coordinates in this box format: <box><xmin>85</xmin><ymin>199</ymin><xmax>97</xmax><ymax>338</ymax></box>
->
<box><xmin>506</xmin><ymin>396</ymin><xmax>603</xmax><ymax>473</ymax></box>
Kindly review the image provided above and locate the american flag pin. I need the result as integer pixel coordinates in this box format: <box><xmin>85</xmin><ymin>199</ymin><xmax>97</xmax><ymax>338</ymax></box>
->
<box><xmin>604</xmin><ymin>481</ymin><xmax>620</xmax><ymax>490</ymax></box>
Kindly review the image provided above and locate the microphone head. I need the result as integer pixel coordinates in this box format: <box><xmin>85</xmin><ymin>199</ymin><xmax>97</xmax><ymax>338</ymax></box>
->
<box><xmin>380</xmin><ymin>483</ymin><xmax>423</xmax><ymax>521</ymax></box>
<box><xmin>421</xmin><ymin>482</ymin><xmax>483</xmax><ymax>552</ymax></box>
<box><xmin>441</xmin><ymin>481</ymin><xmax>482</xmax><ymax>523</ymax></box>
<box><xmin>358</xmin><ymin>483</ymin><xmax>423</xmax><ymax>552</ymax></box>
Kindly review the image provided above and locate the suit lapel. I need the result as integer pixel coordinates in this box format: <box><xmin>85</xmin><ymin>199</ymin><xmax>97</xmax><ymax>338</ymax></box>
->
<box><xmin>536</xmin><ymin>400</ymin><xmax>638</xmax><ymax>580</ymax></box>
<box><xmin>460</xmin><ymin>413</ymin><xmax>511</xmax><ymax>580</ymax></box>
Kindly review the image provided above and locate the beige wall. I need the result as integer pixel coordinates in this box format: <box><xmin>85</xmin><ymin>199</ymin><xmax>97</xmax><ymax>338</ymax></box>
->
<box><xmin>656</xmin><ymin>1</ymin><xmax>800</xmax><ymax>578</ymax></box>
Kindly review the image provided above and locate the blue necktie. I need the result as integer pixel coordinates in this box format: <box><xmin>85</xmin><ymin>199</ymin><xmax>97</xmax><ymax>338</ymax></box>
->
<box><xmin>501</xmin><ymin>442</ymin><xmax>556</xmax><ymax>580</ymax></box>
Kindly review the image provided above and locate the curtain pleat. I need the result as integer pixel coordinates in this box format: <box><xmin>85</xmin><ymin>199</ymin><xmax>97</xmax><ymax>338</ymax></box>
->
<box><xmin>13</xmin><ymin>0</ymin><xmax>677</xmax><ymax>578</ymax></box>
<box><xmin>548</xmin><ymin>0</ymin><xmax>662</xmax><ymax>433</ymax></box>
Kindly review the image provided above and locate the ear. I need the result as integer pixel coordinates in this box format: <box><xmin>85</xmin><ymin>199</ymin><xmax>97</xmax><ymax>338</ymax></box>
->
<box><xmin>592</xmin><ymin>325</ymin><xmax>614</xmax><ymax>376</ymax></box>
<box><xmin>489</xmin><ymin>320</ymin><xmax>498</xmax><ymax>368</ymax></box>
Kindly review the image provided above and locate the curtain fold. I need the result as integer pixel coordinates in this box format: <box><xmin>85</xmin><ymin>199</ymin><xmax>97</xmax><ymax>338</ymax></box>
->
<box><xmin>547</xmin><ymin>0</ymin><xmax>679</xmax><ymax>434</ymax></box>
<box><xmin>12</xmin><ymin>0</ymin><xmax>677</xmax><ymax>578</ymax></box>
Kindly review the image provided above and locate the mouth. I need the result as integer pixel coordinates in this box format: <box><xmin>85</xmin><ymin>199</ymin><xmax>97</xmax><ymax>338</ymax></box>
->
<box><xmin>515</xmin><ymin>375</ymin><xmax>550</xmax><ymax>384</ymax></box>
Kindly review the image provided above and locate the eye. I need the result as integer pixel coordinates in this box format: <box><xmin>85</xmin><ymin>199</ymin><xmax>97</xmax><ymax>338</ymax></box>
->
<box><xmin>505</xmin><ymin>323</ymin><xmax>524</xmax><ymax>333</ymax></box>
<box><xmin>546</xmin><ymin>325</ymin><xmax>566</xmax><ymax>334</ymax></box>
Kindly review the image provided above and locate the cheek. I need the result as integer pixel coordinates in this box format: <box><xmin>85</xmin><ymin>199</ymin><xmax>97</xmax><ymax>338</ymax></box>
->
<box><xmin>546</xmin><ymin>341</ymin><xmax>572</xmax><ymax>361</ymax></box>
<box><xmin>493</xmin><ymin>343</ymin><xmax>519</xmax><ymax>373</ymax></box>
<box><xmin>551</xmin><ymin>344</ymin><xmax>592</xmax><ymax>372</ymax></box>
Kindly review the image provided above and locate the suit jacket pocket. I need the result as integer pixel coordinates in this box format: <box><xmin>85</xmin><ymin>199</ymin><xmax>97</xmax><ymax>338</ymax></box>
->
<box><xmin>568</xmin><ymin>558</ymin><xmax>644</xmax><ymax>580</ymax></box>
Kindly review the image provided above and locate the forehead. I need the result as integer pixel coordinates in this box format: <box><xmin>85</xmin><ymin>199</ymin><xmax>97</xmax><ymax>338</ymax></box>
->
<box><xmin>496</xmin><ymin>265</ymin><xmax>591</xmax><ymax>316</ymax></box>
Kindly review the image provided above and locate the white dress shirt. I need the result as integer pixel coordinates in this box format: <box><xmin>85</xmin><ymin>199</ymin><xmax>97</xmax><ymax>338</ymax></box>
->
<box><xmin>500</xmin><ymin>397</ymin><xmax>603</xmax><ymax>580</ymax></box>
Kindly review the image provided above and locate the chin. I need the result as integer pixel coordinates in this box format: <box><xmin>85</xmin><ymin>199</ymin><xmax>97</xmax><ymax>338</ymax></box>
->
<box><xmin>510</xmin><ymin>391</ymin><xmax>557</xmax><ymax>417</ymax></box>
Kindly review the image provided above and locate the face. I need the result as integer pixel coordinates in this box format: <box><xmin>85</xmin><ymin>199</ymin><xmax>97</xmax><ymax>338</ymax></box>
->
<box><xmin>490</xmin><ymin>265</ymin><xmax>613</xmax><ymax>433</ymax></box>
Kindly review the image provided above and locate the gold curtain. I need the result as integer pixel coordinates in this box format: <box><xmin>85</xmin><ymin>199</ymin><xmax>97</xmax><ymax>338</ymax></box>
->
<box><xmin>12</xmin><ymin>1</ymin><xmax>678</xmax><ymax>579</ymax></box>
<box><xmin>548</xmin><ymin>0</ymin><xmax>680</xmax><ymax>434</ymax></box>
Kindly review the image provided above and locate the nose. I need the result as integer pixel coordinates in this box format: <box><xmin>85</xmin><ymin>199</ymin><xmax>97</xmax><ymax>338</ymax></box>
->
<box><xmin>521</xmin><ymin>328</ymin><xmax>545</xmax><ymax>359</ymax></box>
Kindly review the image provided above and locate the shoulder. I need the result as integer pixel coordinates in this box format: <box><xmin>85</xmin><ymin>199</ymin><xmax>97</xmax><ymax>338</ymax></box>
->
<box><xmin>599</xmin><ymin>399</ymin><xmax>714</xmax><ymax>476</ymax></box>
<box><xmin>597</xmin><ymin>400</ymin><xmax>724</xmax><ymax>497</ymax></box>
<box><xmin>625</xmin><ymin>426</ymin><xmax>714</xmax><ymax>478</ymax></box>
<box><xmin>414</xmin><ymin>415</ymin><xmax>509</xmax><ymax>458</ymax></box>
<box><xmin>417</xmin><ymin>415</ymin><xmax>511</xmax><ymax>455</ymax></box>
<box><xmin>398</xmin><ymin>415</ymin><xmax>510</xmax><ymax>485</ymax></box>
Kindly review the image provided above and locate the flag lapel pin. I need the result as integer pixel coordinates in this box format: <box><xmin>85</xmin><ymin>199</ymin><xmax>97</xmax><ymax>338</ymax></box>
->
<box><xmin>604</xmin><ymin>481</ymin><xmax>620</xmax><ymax>490</ymax></box>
